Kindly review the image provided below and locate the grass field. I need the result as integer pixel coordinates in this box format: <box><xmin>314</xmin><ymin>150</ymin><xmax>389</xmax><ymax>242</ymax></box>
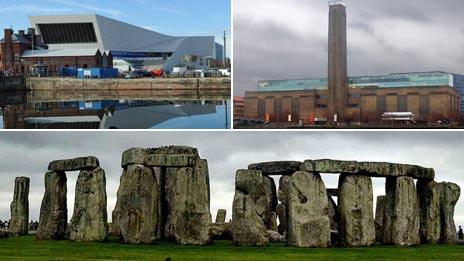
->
<box><xmin>0</xmin><ymin>236</ymin><xmax>463</xmax><ymax>260</ymax></box>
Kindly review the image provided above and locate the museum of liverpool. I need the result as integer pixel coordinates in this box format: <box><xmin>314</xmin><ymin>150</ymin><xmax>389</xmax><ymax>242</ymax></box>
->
<box><xmin>19</xmin><ymin>14</ymin><xmax>223</xmax><ymax>73</ymax></box>
<box><xmin>244</xmin><ymin>71</ymin><xmax>464</xmax><ymax>124</ymax></box>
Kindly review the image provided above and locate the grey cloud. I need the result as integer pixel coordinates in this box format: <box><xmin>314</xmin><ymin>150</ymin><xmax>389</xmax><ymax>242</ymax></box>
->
<box><xmin>0</xmin><ymin>132</ymin><xmax>463</xmax><ymax>227</ymax></box>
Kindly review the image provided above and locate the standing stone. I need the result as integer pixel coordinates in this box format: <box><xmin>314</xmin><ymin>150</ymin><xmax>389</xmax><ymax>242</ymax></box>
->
<box><xmin>269</xmin><ymin>212</ymin><xmax>278</xmax><ymax>232</ymax></box>
<box><xmin>383</xmin><ymin>176</ymin><xmax>419</xmax><ymax>246</ymax></box>
<box><xmin>417</xmin><ymin>180</ymin><xmax>440</xmax><ymax>244</ymax></box>
<box><xmin>215</xmin><ymin>209</ymin><xmax>227</xmax><ymax>223</ymax></box>
<box><xmin>287</xmin><ymin>171</ymin><xmax>330</xmax><ymax>248</ymax></box>
<box><xmin>164</xmin><ymin>159</ymin><xmax>212</xmax><ymax>245</ymax></box>
<box><xmin>374</xmin><ymin>196</ymin><xmax>386</xmax><ymax>242</ymax></box>
<box><xmin>112</xmin><ymin>164</ymin><xmax>159</xmax><ymax>244</ymax></box>
<box><xmin>278</xmin><ymin>175</ymin><xmax>291</xmax><ymax>206</ymax></box>
<box><xmin>437</xmin><ymin>182</ymin><xmax>460</xmax><ymax>244</ymax></box>
<box><xmin>10</xmin><ymin>177</ymin><xmax>30</xmax><ymax>236</ymax></box>
<box><xmin>69</xmin><ymin>167</ymin><xmax>108</xmax><ymax>241</ymax></box>
<box><xmin>260</xmin><ymin>176</ymin><xmax>277</xmax><ymax>229</ymax></box>
<box><xmin>232</xmin><ymin>170</ymin><xmax>269</xmax><ymax>246</ymax></box>
<box><xmin>276</xmin><ymin>203</ymin><xmax>287</xmax><ymax>235</ymax></box>
<box><xmin>37</xmin><ymin>171</ymin><xmax>67</xmax><ymax>240</ymax></box>
<box><xmin>328</xmin><ymin>196</ymin><xmax>339</xmax><ymax>232</ymax></box>
<box><xmin>338</xmin><ymin>174</ymin><xmax>375</xmax><ymax>247</ymax></box>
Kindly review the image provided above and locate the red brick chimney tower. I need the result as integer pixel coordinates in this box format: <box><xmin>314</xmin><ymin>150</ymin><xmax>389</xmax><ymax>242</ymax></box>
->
<box><xmin>2</xmin><ymin>29</ymin><xmax>15</xmax><ymax>72</ymax></box>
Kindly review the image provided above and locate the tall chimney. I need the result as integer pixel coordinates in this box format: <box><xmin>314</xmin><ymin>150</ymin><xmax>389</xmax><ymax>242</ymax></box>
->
<box><xmin>3</xmin><ymin>29</ymin><xmax>14</xmax><ymax>69</ymax></box>
<box><xmin>18</xmin><ymin>30</ymin><xmax>25</xmax><ymax>37</ymax></box>
<box><xmin>327</xmin><ymin>0</ymin><xmax>348</xmax><ymax>123</ymax></box>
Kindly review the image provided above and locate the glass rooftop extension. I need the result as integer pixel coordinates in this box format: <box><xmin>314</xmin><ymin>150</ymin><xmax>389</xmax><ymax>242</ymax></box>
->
<box><xmin>258</xmin><ymin>72</ymin><xmax>456</xmax><ymax>92</ymax></box>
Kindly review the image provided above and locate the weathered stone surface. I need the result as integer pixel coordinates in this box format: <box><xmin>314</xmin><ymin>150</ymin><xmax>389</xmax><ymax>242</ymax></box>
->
<box><xmin>69</xmin><ymin>167</ymin><xmax>108</xmax><ymax>241</ymax></box>
<box><xmin>260</xmin><ymin>176</ymin><xmax>278</xmax><ymax>229</ymax></box>
<box><xmin>374</xmin><ymin>196</ymin><xmax>386</xmax><ymax>242</ymax></box>
<box><xmin>276</xmin><ymin>203</ymin><xmax>287</xmax><ymax>235</ymax></box>
<box><xmin>437</xmin><ymin>182</ymin><xmax>460</xmax><ymax>244</ymax></box>
<box><xmin>268</xmin><ymin>230</ymin><xmax>285</xmax><ymax>242</ymax></box>
<box><xmin>301</xmin><ymin>159</ymin><xmax>435</xmax><ymax>180</ymax></box>
<box><xmin>338</xmin><ymin>174</ymin><xmax>375</xmax><ymax>247</ymax></box>
<box><xmin>232</xmin><ymin>170</ymin><xmax>269</xmax><ymax>246</ymax></box>
<box><xmin>269</xmin><ymin>212</ymin><xmax>278</xmax><ymax>232</ymax></box>
<box><xmin>211</xmin><ymin>222</ymin><xmax>232</xmax><ymax>240</ymax></box>
<box><xmin>328</xmin><ymin>196</ymin><xmax>339</xmax><ymax>232</ymax></box>
<box><xmin>121</xmin><ymin>148</ymin><xmax>147</xmax><ymax>167</ymax></box>
<box><xmin>37</xmin><ymin>171</ymin><xmax>67</xmax><ymax>240</ymax></box>
<box><xmin>215</xmin><ymin>209</ymin><xmax>227</xmax><ymax>223</ymax></box>
<box><xmin>383</xmin><ymin>177</ymin><xmax>420</xmax><ymax>246</ymax></box>
<box><xmin>112</xmin><ymin>164</ymin><xmax>159</xmax><ymax>244</ymax></box>
<box><xmin>164</xmin><ymin>159</ymin><xmax>212</xmax><ymax>245</ymax></box>
<box><xmin>10</xmin><ymin>177</ymin><xmax>30</xmax><ymax>236</ymax></box>
<box><xmin>278</xmin><ymin>175</ymin><xmax>291</xmax><ymax>206</ymax></box>
<box><xmin>122</xmin><ymin>147</ymin><xmax>199</xmax><ymax>168</ymax></box>
<box><xmin>417</xmin><ymin>180</ymin><xmax>440</xmax><ymax>244</ymax></box>
<box><xmin>287</xmin><ymin>171</ymin><xmax>330</xmax><ymax>248</ymax></box>
<box><xmin>248</xmin><ymin>161</ymin><xmax>302</xmax><ymax>175</ymax></box>
<box><xmin>48</xmin><ymin>156</ymin><xmax>99</xmax><ymax>172</ymax></box>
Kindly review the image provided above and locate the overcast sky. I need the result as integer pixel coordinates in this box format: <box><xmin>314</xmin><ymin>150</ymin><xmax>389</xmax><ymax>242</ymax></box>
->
<box><xmin>233</xmin><ymin>0</ymin><xmax>464</xmax><ymax>95</ymax></box>
<box><xmin>0</xmin><ymin>131</ymin><xmax>463</xmax><ymax>229</ymax></box>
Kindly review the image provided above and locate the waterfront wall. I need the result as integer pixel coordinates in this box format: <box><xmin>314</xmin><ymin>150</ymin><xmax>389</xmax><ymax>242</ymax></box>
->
<box><xmin>26</xmin><ymin>77</ymin><xmax>231</xmax><ymax>91</ymax></box>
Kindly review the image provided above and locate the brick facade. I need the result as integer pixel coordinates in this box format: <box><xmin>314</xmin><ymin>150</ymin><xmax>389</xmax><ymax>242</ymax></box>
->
<box><xmin>244</xmin><ymin>86</ymin><xmax>461</xmax><ymax>124</ymax></box>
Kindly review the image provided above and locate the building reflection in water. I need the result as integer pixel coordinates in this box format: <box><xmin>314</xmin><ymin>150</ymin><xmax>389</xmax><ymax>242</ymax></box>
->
<box><xmin>0</xmin><ymin>90</ymin><xmax>230</xmax><ymax>129</ymax></box>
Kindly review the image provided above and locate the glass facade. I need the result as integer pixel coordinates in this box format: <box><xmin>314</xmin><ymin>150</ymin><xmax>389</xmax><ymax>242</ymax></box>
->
<box><xmin>258</xmin><ymin>71</ymin><xmax>464</xmax><ymax>112</ymax></box>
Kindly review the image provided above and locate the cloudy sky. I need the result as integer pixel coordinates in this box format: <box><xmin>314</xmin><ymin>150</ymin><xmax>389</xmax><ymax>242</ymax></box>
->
<box><xmin>0</xmin><ymin>131</ymin><xmax>463</xmax><ymax>228</ymax></box>
<box><xmin>233</xmin><ymin>0</ymin><xmax>464</xmax><ymax>95</ymax></box>
<box><xmin>0</xmin><ymin>0</ymin><xmax>231</xmax><ymax>54</ymax></box>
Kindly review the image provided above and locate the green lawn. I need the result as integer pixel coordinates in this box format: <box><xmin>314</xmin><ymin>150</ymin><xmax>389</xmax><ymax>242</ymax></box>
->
<box><xmin>0</xmin><ymin>236</ymin><xmax>463</xmax><ymax>260</ymax></box>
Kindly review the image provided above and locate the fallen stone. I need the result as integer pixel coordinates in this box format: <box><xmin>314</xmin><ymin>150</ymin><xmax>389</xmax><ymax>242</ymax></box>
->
<box><xmin>248</xmin><ymin>161</ymin><xmax>302</xmax><ymax>175</ymax></box>
<box><xmin>112</xmin><ymin>164</ymin><xmax>159</xmax><ymax>244</ymax></box>
<box><xmin>374</xmin><ymin>196</ymin><xmax>386</xmax><ymax>242</ymax></box>
<box><xmin>215</xmin><ymin>209</ymin><xmax>227</xmax><ymax>223</ymax></box>
<box><xmin>48</xmin><ymin>156</ymin><xmax>99</xmax><ymax>172</ymax></box>
<box><xmin>268</xmin><ymin>230</ymin><xmax>285</xmax><ymax>243</ymax></box>
<box><xmin>287</xmin><ymin>171</ymin><xmax>330</xmax><ymax>248</ymax></box>
<box><xmin>338</xmin><ymin>174</ymin><xmax>375</xmax><ymax>247</ymax></box>
<box><xmin>276</xmin><ymin>203</ymin><xmax>287</xmax><ymax>235</ymax></box>
<box><xmin>37</xmin><ymin>171</ymin><xmax>67</xmax><ymax>240</ymax></box>
<box><xmin>417</xmin><ymin>180</ymin><xmax>440</xmax><ymax>244</ymax></box>
<box><xmin>383</xmin><ymin>177</ymin><xmax>420</xmax><ymax>246</ymax></box>
<box><xmin>301</xmin><ymin>160</ymin><xmax>434</xmax><ymax>180</ymax></box>
<box><xmin>211</xmin><ymin>222</ymin><xmax>232</xmax><ymax>240</ymax></box>
<box><xmin>69</xmin><ymin>167</ymin><xmax>108</xmax><ymax>241</ymax></box>
<box><xmin>9</xmin><ymin>176</ymin><xmax>30</xmax><ymax>236</ymax></box>
<box><xmin>164</xmin><ymin>159</ymin><xmax>212</xmax><ymax>245</ymax></box>
<box><xmin>437</xmin><ymin>182</ymin><xmax>460</xmax><ymax>244</ymax></box>
<box><xmin>232</xmin><ymin>169</ymin><xmax>269</xmax><ymax>246</ymax></box>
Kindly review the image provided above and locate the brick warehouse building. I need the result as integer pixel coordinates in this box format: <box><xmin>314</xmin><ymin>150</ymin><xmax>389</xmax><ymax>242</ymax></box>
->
<box><xmin>244</xmin><ymin>72</ymin><xmax>462</xmax><ymax>125</ymax></box>
<box><xmin>0</xmin><ymin>28</ymin><xmax>111</xmax><ymax>76</ymax></box>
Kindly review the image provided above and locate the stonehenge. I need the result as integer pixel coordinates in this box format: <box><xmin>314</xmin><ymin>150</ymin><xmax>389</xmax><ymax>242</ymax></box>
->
<box><xmin>4</xmin><ymin>152</ymin><xmax>460</xmax><ymax>250</ymax></box>
<box><xmin>10</xmin><ymin>177</ymin><xmax>30</xmax><ymax>236</ymax></box>
<box><xmin>113</xmin><ymin>146</ymin><xmax>212</xmax><ymax>245</ymax></box>
<box><xmin>229</xmin><ymin>159</ymin><xmax>460</xmax><ymax>248</ymax></box>
<box><xmin>38</xmin><ymin>157</ymin><xmax>108</xmax><ymax>242</ymax></box>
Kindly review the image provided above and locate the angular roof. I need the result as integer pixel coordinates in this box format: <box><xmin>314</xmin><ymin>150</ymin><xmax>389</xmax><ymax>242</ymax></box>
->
<box><xmin>21</xmin><ymin>48</ymin><xmax>100</xmax><ymax>58</ymax></box>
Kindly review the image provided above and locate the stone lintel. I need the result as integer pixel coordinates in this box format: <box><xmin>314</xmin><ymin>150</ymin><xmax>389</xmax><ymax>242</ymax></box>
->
<box><xmin>301</xmin><ymin>159</ymin><xmax>434</xmax><ymax>180</ymax></box>
<box><xmin>48</xmin><ymin>156</ymin><xmax>99</xmax><ymax>172</ymax></box>
<box><xmin>247</xmin><ymin>161</ymin><xmax>302</xmax><ymax>176</ymax></box>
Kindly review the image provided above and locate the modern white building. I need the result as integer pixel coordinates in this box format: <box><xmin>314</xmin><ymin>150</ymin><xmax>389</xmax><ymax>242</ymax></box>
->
<box><xmin>26</xmin><ymin>14</ymin><xmax>223</xmax><ymax>72</ymax></box>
